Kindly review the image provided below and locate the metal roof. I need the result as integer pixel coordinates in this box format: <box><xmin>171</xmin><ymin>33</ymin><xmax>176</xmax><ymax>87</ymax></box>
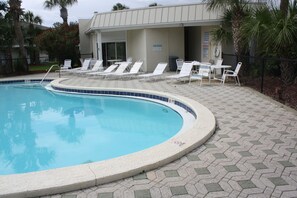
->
<box><xmin>86</xmin><ymin>3</ymin><xmax>223</xmax><ymax>33</ymax></box>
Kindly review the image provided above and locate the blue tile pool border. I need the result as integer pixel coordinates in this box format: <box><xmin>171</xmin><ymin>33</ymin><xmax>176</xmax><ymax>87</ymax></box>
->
<box><xmin>0</xmin><ymin>79</ymin><xmax>52</xmax><ymax>84</ymax></box>
<box><xmin>51</xmin><ymin>85</ymin><xmax>197</xmax><ymax>118</ymax></box>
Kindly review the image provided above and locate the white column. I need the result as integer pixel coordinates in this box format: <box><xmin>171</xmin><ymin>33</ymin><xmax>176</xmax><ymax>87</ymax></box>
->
<box><xmin>95</xmin><ymin>31</ymin><xmax>102</xmax><ymax>60</ymax></box>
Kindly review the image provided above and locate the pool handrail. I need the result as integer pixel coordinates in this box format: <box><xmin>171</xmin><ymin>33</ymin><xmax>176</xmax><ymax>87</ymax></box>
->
<box><xmin>40</xmin><ymin>64</ymin><xmax>59</xmax><ymax>85</ymax></box>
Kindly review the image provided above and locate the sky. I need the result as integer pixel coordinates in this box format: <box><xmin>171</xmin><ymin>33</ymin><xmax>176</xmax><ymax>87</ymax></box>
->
<box><xmin>21</xmin><ymin>0</ymin><xmax>201</xmax><ymax>27</ymax></box>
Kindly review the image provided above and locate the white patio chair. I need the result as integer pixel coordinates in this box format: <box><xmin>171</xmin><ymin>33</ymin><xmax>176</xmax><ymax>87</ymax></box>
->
<box><xmin>167</xmin><ymin>62</ymin><xmax>194</xmax><ymax>82</ymax></box>
<box><xmin>139</xmin><ymin>62</ymin><xmax>168</xmax><ymax>81</ymax></box>
<box><xmin>127</xmin><ymin>57</ymin><xmax>133</xmax><ymax>63</ymax></box>
<box><xmin>176</xmin><ymin>59</ymin><xmax>184</xmax><ymax>73</ymax></box>
<box><xmin>58</xmin><ymin>59</ymin><xmax>72</xmax><ymax>71</ymax></box>
<box><xmin>222</xmin><ymin>62</ymin><xmax>242</xmax><ymax>86</ymax></box>
<box><xmin>189</xmin><ymin>65</ymin><xmax>211</xmax><ymax>86</ymax></box>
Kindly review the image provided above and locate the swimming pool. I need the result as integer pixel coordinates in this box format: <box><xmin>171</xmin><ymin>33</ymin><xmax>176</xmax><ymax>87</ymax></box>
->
<box><xmin>0</xmin><ymin>81</ymin><xmax>183</xmax><ymax>175</ymax></box>
<box><xmin>0</xmin><ymin>78</ymin><xmax>215</xmax><ymax>197</ymax></box>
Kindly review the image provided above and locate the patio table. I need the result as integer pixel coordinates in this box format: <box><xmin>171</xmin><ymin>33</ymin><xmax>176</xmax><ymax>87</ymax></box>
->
<box><xmin>192</xmin><ymin>61</ymin><xmax>211</xmax><ymax>72</ymax></box>
<box><xmin>210</xmin><ymin>65</ymin><xmax>231</xmax><ymax>81</ymax></box>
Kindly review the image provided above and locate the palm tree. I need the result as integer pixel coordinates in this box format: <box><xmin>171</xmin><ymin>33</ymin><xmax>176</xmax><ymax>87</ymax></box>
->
<box><xmin>268</xmin><ymin>1</ymin><xmax>297</xmax><ymax>84</ymax></box>
<box><xmin>8</xmin><ymin>0</ymin><xmax>28</xmax><ymax>71</ymax></box>
<box><xmin>241</xmin><ymin>1</ymin><xmax>297</xmax><ymax>84</ymax></box>
<box><xmin>203</xmin><ymin>0</ymin><xmax>251</xmax><ymax>55</ymax></box>
<box><xmin>44</xmin><ymin>0</ymin><xmax>78</xmax><ymax>25</ymax></box>
<box><xmin>21</xmin><ymin>11</ymin><xmax>43</xmax><ymax>64</ymax></box>
<box><xmin>112</xmin><ymin>3</ymin><xmax>129</xmax><ymax>11</ymax></box>
<box><xmin>280</xmin><ymin>0</ymin><xmax>289</xmax><ymax>15</ymax></box>
<box><xmin>22</xmin><ymin>11</ymin><xmax>42</xmax><ymax>25</ymax></box>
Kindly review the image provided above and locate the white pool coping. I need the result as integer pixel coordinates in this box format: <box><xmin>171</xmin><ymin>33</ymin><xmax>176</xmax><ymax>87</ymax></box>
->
<box><xmin>0</xmin><ymin>78</ymin><xmax>216</xmax><ymax>198</ymax></box>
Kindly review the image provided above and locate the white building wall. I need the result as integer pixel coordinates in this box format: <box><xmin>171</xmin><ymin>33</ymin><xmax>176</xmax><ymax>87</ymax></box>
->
<box><xmin>78</xmin><ymin>19</ymin><xmax>92</xmax><ymax>58</ymax></box>
<box><xmin>126</xmin><ymin>30</ymin><xmax>146</xmax><ymax>69</ymax></box>
<box><xmin>145</xmin><ymin>29</ymin><xmax>169</xmax><ymax>72</ymax></box>
<box><xmin>145</xmin><ymin>28</ymin><xmax>184</xmax><ymax>72</ymax></box>
<box><xmin>101</xmin><ymin>31</ymin><xmax>126</xmax><ymax>43</ymax></box>
<box><xmin>168</xmin><ymin>28</ymin><xmax>185</xmax><ymax>61</ymax></box>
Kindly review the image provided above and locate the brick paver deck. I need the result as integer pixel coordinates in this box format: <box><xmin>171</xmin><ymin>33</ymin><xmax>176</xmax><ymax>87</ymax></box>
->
<box><xmin>4</xmin><ymin>74</ymin><xmax>297</xmax><ymax>198</ymax></box>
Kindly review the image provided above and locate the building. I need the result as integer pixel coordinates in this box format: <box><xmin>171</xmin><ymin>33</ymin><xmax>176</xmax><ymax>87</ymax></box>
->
<box><xmin>79</xmin><ymin>3</ymin><xmax>229</xmax><ymax>72</ymax></box>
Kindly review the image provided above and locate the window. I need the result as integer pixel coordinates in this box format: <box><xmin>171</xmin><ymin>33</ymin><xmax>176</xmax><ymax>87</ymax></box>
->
<box><xmin>102</xmin><ymin>42</ymin><xmax>126</xmax><ymax>65</ymax></box>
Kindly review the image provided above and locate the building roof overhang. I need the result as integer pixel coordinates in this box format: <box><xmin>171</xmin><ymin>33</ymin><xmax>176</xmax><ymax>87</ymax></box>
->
<box><xmin>84</xmin><ymin>3</ymin><xmax>223</xmax><ymax>34</ymax></box>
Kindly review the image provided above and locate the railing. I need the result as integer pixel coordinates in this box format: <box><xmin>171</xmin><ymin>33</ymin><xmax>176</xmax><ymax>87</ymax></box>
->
<box><xmin>222</xmin><ymin>53</ymin><xmax>297</xmax><ymax>92</ymax></box>
<box><xmin>40</xmin><ymin>64</ymin><xmax>59</xmax><ymax>85</ymax></box>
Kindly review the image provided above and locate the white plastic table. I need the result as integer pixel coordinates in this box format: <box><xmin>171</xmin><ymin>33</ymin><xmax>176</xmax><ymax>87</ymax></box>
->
<box><xmin>210</xmin><ymin>65</ymin><xmax>231</xmax><ymax>81</ymax></box>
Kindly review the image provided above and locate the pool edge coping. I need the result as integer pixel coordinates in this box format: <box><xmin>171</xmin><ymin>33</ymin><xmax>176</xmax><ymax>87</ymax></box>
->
<box><xmin>0</xmin><ymin>78</ymin><xmax>216</xmax><ymax>198</ymax></box>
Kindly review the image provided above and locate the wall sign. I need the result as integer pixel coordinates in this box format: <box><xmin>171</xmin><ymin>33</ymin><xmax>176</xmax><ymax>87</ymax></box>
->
<box><xmin>153</xmin><ymin>44</ymin><xmax>162</xmax><ymax>51</ymax></box>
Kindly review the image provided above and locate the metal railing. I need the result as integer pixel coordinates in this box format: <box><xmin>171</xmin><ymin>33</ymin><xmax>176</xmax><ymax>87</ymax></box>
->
<box><xmin>39</xmin><ymin>64</ymin><xmax>59</xmax><ymax>85</ymax></box>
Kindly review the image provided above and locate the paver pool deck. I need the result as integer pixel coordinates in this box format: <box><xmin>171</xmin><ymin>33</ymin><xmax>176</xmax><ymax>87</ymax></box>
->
<box><xmin>2</xmin><ymin>73</ymin><xmax>297</xmax><ymax>198</ymax></box>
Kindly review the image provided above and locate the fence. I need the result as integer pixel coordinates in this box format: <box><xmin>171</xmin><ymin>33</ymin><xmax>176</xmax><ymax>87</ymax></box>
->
<box><xmin>222</xmin><ymin>54</ymin><xmax>297</xmax><ymax>90</ymax></box>
<box><xmin>222</xmin><ymin>53</ymin><xmax>297</xmax><ymax>109</ymax></box>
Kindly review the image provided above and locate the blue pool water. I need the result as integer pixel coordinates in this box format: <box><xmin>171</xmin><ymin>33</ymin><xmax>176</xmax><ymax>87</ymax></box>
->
<box><xmin>0</xmin><ymin>82</ymin><xmax>183</xmax><ymax>175</ymax></box>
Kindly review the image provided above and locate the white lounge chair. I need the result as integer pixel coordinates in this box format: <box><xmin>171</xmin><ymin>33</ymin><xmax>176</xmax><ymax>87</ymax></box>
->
<box><xmin>176</xmin><ymin>59</ymin><xmax>184</xmax><ymax>73</ymax></box>
<box><xmin>87</xmin><ymin>64</ymin><xmax>118</xmax><ymax>76</ymax></box>
<box><xmin>100</xmin><ymin>62</ymin><xmax>131</xmax><ymax>78</ymax></box>
<box><xmin>189</xmin><ymin>65</ymin><xmax>211</xmax><ymax>86</ymax></box>
<box><xmin>111</xmin><ymin>61</ymin><xmax>143</xmax><ymax>79</ymax></box>
<box><xmin>138</xmin><ymin>62</ymin><xmax>168</xmax><ymax>80</ymax></box>
<box><xmin>74</xmin><ymin>60</ymin><xmax>103</xmax><ymax>75</ymax></box>
<box><xmin>222</xmin><ymin>62</ymin><xmax>242</xmax><ymax>86</ymax></box>
<box><xmin>64</xmin><ymin>59</ymin><xmax>91</xmax><ymax>74</ymax></box>
<box><xmin>166</xmin><ymin>62</ymin><xmax>194</xmax><ymax>82</ymax></box>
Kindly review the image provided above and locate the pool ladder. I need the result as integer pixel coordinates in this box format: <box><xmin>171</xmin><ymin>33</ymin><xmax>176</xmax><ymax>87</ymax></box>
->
<box><xmin>40</xmin><ymin>64</ymin><xmax>59</xmax><ymax>85</ymax></box>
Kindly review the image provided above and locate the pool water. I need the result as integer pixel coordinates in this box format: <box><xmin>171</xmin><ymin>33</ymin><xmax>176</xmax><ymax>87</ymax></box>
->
<box><xmin>0</xmin><ymin>83</ymin><xmax>183</xmax><ymax>175</ymax></box>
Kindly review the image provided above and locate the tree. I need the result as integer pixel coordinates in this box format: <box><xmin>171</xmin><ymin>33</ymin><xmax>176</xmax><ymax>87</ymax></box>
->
<box><xmin>269</xmin><ymin>0</ymin><xmax>297</xmax><ymax>84</ymax></box>
<box><xmin>204</xmin><ymin>0</ymin><xmax>251</xmax><ymax>55</ymax></box>
<box><xmin>241</xmin><ymin>1</ymin><xmax>297</xmax><ymax>84</ymax></box>
<box><xmin>22</xmin><ymin>11</ymin><xmax>42</xmax><ymax>25</ymax></box>
<box><xmin>21</xmin><ymin>11</ymin><xmax>43</xmax><ymax>64</ymax></box>
<box><xmin>8</xmin><ymin>0</ymin><xmax>28</xmax><ymax>72</ymax></box>
<box><xmin>44</xmin><ymin>0</ymin><xmax>78</xmax><ymax>25</ymax></box>
<box><xmin>0</xmin><ymin>1</ymin><xmax>14</xmax><ymax>74</ymax></box>
<box><xmin>280</xmin><ymin>0</ymin><xmax>289</xmax><ymax>15</ymax></box>
<box><xmin>210</xmin><ymin>9</ymin><xmax>233</xmax><ymax>46</ymax></box>
<box><xmin>0</xmin><ymin>1</ymin><xmax>7</xmax><ymax>17</ymax></box>
<box><xmin>35</xmin><ymin>23</ymin><xmax>79</xmax><ymax>65</ymax></box>
<box><xmin>112</xmin><ymin>3</ymin><xmax>129</xmax><ymax>11</ymax></box>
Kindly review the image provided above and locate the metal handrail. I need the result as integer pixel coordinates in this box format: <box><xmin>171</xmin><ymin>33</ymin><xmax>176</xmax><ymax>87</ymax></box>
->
<box><xmin>40</xmin><ymin>64</ymin><xmax>59</xmax><ymax>85</ymax></box>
